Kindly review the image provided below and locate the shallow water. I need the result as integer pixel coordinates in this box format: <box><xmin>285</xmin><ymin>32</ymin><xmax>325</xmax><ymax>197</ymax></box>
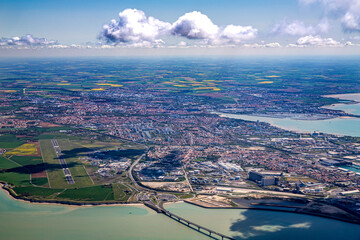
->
<box><xmin>1</xmin><ymin>190</ymin><xmax>359</xmax><ymax>240</ymax></box>
<box><xmin>219</xmin><ymin>113</ymin><xmax>360</xmax><ymax>137</ymax></box>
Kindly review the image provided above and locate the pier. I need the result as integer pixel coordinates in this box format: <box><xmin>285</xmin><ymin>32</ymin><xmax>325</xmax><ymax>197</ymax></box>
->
<box><xmin>144</xmin><ymin>202</ymin><xmax>235</xmax><ymax>240</ymax></box>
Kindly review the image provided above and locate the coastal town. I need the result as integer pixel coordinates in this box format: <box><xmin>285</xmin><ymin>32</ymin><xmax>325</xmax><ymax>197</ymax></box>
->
<box><xmin>0</xmin><ymin>60</ymin><xmax>360</xmax><ymax>227</ymax></box>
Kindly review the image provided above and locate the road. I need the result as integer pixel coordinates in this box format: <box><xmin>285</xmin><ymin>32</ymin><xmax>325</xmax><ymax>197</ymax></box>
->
<box><xmin>128</xmin><ymin>153</ymin><xmax>149</xmax><ymax>192</ymax></box>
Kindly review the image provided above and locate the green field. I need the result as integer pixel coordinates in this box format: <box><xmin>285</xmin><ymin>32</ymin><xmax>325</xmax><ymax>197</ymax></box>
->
<box><xmin>112</xmin><ymin>183</ymin><xmax>132</xmax><ymax>201</ymax></box>
<box><xmin>13</xmin><ymin>186</ymin><xmax>63</xmax><ymax>198</ymax></box>
<box><xmin>0</xmin><ymin>156</ymin><xmax>31</xmax><ymax>186</ymax></box>
<box><xmin>9</xmin><ymin>156</ymin><xmax>43</xmax><ymax>166</ymax></box>
<box><xmin>1</xmin><ymin>131</ymin><xmax>140</xmax><ymax>202</ymax></box>
<box><xmin>0</xmin><ymin>156</ymin><xmax>19</xmax><ymax>169</ymax></box>
<box><xmin>31</xmin><ymin>177</ymin><xmax>48</xmax><ymax>186</ymax></box>
<box><xmin>0</xmin><ymin>172</ymin><xmax>30</xmax><ymax>186</ymax></box>
<box><xmin>57</xmin><ymin>185</ymin><xmax>114</xmax><ymax>201</ymax></box>
<box><xmin>0</xmin><ymin>134</ymin><xmax>23</xmax><ymax>148</ymax></box>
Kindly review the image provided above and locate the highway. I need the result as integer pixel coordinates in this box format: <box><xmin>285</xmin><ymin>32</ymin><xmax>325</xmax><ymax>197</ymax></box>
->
<box><xmin>128</xmin><ymin>153</ymin><xmax>148</xmax><ymax>192</ymax></box>
<box><xmin>51</xmin><ymin>139</ymin><xmax>75</xmax><ymax>185</ymax></box>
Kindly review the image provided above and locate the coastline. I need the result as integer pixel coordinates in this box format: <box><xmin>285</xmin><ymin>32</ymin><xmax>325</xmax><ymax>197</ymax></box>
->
<box><xmin>0</xmin><ymin>183</ymin><xmax>143</xmax><ymax>208</ymax></box>
<box><xmin>323</xmin><ymin>93</ymin><xmax>360</xmax><ymax>102</ymax></box>
<box><xmin>2</xmin><ymin>183</ymin><xmax>360</xmax><ymax>226</ymax></box>
<box><xmin>182</xmin><ymin>199</ymin><xmax>360</xmax><ymax>225</ymax></box>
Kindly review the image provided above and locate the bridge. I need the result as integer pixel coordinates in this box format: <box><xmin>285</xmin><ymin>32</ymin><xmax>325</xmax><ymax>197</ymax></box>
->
<box><xmin>144</xmin><ymin>202</ymin><xmax>235</xmax><ymax>240</ymax></box>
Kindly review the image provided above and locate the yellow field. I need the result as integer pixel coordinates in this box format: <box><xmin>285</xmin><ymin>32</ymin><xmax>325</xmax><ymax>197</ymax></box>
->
<box><xmin>0</xmin><ymin>90</ymin><xmax>17</xmax><ymax>93</ymax></box>
<box><xmin>5</xmin><ymin>143</ymin><xmax>38</xmax><ymax>156</ymax></box>
<box><xmin>258</xmin><ymin>81</ymin><xmax>274</xmax><ymax>84</ymax></box>
<box><xmin>91</xmin><ymin>88</ymin><xmax>105</xmax><ymax>91</ymax></box>
<box><xmin>265</xmin><ymin>75</ymin><xmax>280</xmax><ymax>78</ymax></box>
<box><xmin>96</xmin><ymin>83</ymin><xmax>123</xmax><ymax>87</ymax></box>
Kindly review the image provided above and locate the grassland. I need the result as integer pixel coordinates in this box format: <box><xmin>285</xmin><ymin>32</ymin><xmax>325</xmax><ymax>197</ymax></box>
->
<box><xmin>57</xmin><ymin>185</ymin><xmax>114</xmax><ymax>201</ymax></box>
<box><xmin>0</xmin><ymin>134</ymin><xmax>24</xmax><ymax>149</ymax></box>
<box><xmin>0</xmin><ymin>156</ymin><xmax>31</xmax><ymax>186</ymax></box>
<box><xmin>9</xmin><ymin>156</ymin><xmax>43</xmax><ymax>166</ymax></box>
<box><xmin>112</xmin><ymin>183</ymin><xmax>132</xmax><ymax>201</ymax></box>
<box><xmin>13</xmin><ymin>186</ymin><xmax>63</xmax><ymax>198</ymax></box>
<box><xmin>31</xmin><ymin>177</ymin><xmax>48</xmax><ymax>186</ymax></box>
<box><xmin>1</xmin><ymin>129</ymin><xmax>142</xmax><ymax>203</ymax></box>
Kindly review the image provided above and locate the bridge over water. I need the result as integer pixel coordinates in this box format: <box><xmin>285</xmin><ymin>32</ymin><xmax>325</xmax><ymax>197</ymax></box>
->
<box><xmin>144</xmin><ymin>202</ymin><xmax>235</xmax><ymax>240</ymax></box>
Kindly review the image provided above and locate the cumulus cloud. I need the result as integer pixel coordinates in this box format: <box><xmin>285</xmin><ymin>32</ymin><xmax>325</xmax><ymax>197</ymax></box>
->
<box><xmin>99</xmin><ymin>9</ymin><xmax>171</xmax><ymax>45</ymax></box>
<box><xmin>100</xmin><ymin>9</ymin><xmax>258</xmax><ymax>46</ymax></box>
<box><xmin>299</xmin><ymin>0</ymin><xmax>360</xmax><ymax>32</ymax></box>
<box><xmin>294</xmin><ymin>35</ymin><xmax>341</xmax><ymax>46</ymax></box>
<box><xmin>272</xmin><ymin>19</ymin><xmax>328</xmax><ymax>36</ymax></box>
<box><xmin>171</xmin><ymin>11</ymin><xmax>257</xmax><ymax>45</ymax></box>
<box><xmin>0</xmin><ymin>34</ymin><xmax>57</xmax><ymax>46</ymax></box>
<box><xmin>219</xmin><ymin>25</ymin><xmax>258</xmax><ymax>44</ymax></box>
<box><xmin>171</xmin><ymin>11</ymin><xmax>218</xmax><ymax>39</ymax></box>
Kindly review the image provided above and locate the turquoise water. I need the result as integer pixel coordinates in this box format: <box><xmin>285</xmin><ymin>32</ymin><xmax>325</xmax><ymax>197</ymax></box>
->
<box><xmin>1</xmin><ymin>189</ymin><xmax>359</xmax><ymax>240</ymax></box>
<box><xmin>0</xmin><ymin>190</ymin><xmax>206</xmax><ymax>240</ymax></box>
<box><xmin>218</xmin><ymin>94</ymin><xmax>360</xmax><ymax>137</ymax></box>
<box><xmin>219</xmin><ymin>113</ymin><xmax>360</xmax><ymax>137</ymax></box>
<box><xmin>325</xmin><ymin>103</ymin><xmax>360</xmax><ymax>116</ymax></box>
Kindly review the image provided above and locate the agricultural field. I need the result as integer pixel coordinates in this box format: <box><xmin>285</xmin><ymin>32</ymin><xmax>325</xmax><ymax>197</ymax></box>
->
<box><xmin>4</xmin><ymin>143</ymin><xmax>39</xmax><ymax>156</ymax></box>
<box><xmin>57</xmin><ymin>185</ymin><xmax>114</xmax><ymax>202</ymax></box>
<box><xmin>0</xmin><ymin>134</ymin><xmax>24</xmax><ymax>149</ymax></box>
<box><xmin>0</xmin><ymin>122</ymin><xmax>144</xmax><ymax>203</ymax></box>
<box><xmin>0</xmin><ymin>156</ymin><xmax>31</xmax><ymax>186</ymax></box>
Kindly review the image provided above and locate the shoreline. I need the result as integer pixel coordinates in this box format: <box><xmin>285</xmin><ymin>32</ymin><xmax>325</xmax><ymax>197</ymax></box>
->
<box><xmin>182</xmin><ymin>199</ymin><xmax>360</xmax><ymax>225</ymax></box>
<box><xmin>323</xmin><ymin>93</ymin><xmax>360</xmax><ymax>102</ymax></box>
<box><xmin>2</xmin><ymin>183</ymin><xmax>360</xmax><ymax>226</ymax></box>
<box><xmin>215</xmin><ymin>112</ymin><xmax>346</xmax><ymax>136</ymax></box>
<box><xmin>0</xmin><ymin>183</ymin><xmax>143</xmax><ymax>208</ymax></box>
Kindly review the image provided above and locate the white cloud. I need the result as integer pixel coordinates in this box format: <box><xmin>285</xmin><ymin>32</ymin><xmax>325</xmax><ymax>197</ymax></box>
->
<box><xmin>178</xmin><ymin>41</ymin><xmax>187</xmax><ymax>46</ymax></box>
<box><xmin>243</xmin><ymin>42</ymin><xmax>281</xmax><ymax>48</ymax></box>
<box><xmin>272</xmin><ymin>19</ymin><xmax>328</xmax><ymax>36</ymax></box>
<box><xmin>0</xmin><ymin>34</ymin><xmax>57</xmax><ymax>46</ymax></box>
<box><xmin>171</xmin><ymin>11</ymin><xmax>218</xmax><ymax>39</ymax></box>
<box><xmin>171</xmin><ymin>11</ymin><xmax>257</xmax><ymax>44</ymax></box>
<box><xmin>299</xmin><ymin>0</ymin><xmax>360</xmax><ymax>32</ymax></box>
<box><xmin>219</xmin><ymin>25</ymin><xmax>258</xmax><ymax>44</ymax></box>
<box><xmin>295</xmin><ymin>35</ymin><xmax>342</xmax><ymax>46</ymax></box>
<box><xmin>100</xmin><ymin>9</ymin><xmax>257</xmax><ymax>46</ymax></box>
<box><xmin>99</xmin><ymin>9</ymin><xmax>171</xmax><ymax>44</ymax></box>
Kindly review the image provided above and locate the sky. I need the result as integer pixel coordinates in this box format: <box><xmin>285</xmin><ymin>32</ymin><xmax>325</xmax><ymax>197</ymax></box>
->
<box><xmin>1</xmin><ymin>0</ymin><xmax>360</xmax><ymax>56</ymax></box>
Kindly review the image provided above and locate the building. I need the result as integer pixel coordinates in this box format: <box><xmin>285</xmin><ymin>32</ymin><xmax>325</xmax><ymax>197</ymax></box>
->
<box><xmin>249</xmin><ymin>171</ymin><xmax>281</xmax><ymax>186</ymax></box>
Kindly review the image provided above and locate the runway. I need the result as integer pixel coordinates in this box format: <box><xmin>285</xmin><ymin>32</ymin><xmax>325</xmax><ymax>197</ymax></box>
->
<box><xmin>51</xmin><ymin>139</ymin><xmax>75</xmax><ymax>185</ymax></box>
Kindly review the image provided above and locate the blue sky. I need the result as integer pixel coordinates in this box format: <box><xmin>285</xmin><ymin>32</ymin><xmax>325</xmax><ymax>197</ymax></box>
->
<box><xmin>0</xmin><ymin>0</ymin><xmax>360</xmax><ymax>55</ymax></box>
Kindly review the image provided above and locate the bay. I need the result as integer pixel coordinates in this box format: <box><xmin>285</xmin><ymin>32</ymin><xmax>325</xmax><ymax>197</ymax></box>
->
<box><xmin>1</xmin><ymin>189</ymin><xmax>359</xmax><ymax>240</ymax></box>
